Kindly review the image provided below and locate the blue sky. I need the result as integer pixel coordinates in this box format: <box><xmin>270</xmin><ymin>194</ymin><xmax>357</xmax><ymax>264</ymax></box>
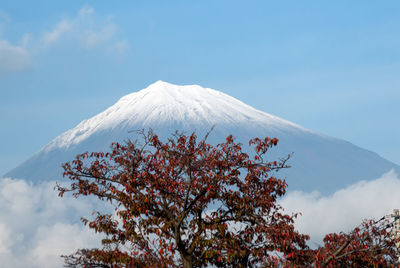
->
<box><xmin>1</xmin><ymin>1</ymin><xmax>400</xmax><ymax>176</ymax></box>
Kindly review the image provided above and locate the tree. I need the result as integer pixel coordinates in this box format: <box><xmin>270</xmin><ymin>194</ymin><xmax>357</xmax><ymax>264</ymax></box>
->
<box><xmin>57</xmin><ymin>130</ymin><xmax>310</xmax><ymax>267</ymax></box>
<box><xmin>57</xmin><ymin>130</ymin><xmax>400</xmax><ymax>267</ymax></box>
<box><xmin>312</xmin><ymin>217</ymin><xmax>400</xmax><ymax>267</ymax></box>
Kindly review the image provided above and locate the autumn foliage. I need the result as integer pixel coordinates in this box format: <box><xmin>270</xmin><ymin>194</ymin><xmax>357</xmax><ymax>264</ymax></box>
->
<box><xmin>57</xmin><ymin>130</ymin><xmax>400</xmax><ymax>267</ymax></box>
<box><xmin>313</xmin><ymin>217</ymin><xmax>400</xmax><ymax>267</ymax></box>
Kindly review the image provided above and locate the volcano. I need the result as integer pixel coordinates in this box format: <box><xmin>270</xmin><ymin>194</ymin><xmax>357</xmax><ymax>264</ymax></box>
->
<box><xmin>5</xmin><ymin>81</ymin><xmax>399</xmax><ymax>193</ymax></box>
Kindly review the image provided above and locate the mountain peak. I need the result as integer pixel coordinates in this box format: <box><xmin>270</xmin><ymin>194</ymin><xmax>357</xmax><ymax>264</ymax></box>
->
<box><xmin>40</xmin><ymin>81</ymin><xmax>308</xmax><ymax>152</ymax></box>
<box><xmin>148</xmin><ymin>80</ymin><xmax>178</xmax><ymax>88</ymax></box>
<box><xmin>5</xmin><ymin>81</ymin><xmax>400</xmax><ymax>194</ymax></box>
<box><xmin>118</xmin><ymin>81</ymin><xmax>305</xmax><ymax>131</ymax></box>
<box><xmin>144</xmin><ymin>80</ymin><xmax>204</xmax><ymax>94</ymax></box>
<box><xmin>143</xmin><ymin>80</ymin><xmax>212</xmax><ymax>96</ymax></box>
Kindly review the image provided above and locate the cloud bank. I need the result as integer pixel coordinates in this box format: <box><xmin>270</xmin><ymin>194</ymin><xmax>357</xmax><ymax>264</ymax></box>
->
<box><xmin>280</xmin><ymin>169</ymin><xmax>400</xmax><ymax>246</ymax></box>
<box><xmin>0</xmin><ymin>178</ymin><xmax>103</xmax><ymax>268</ymax></box>
<box><xmin>1</xmin><ymin>170</ymin><xmax>399</xmax><ymax>266</ymax></box>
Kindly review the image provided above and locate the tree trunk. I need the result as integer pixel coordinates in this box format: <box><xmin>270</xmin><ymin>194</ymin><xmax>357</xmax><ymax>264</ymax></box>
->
<box><xmin>181</xmin><ymin>253</ymin><xmax>193</xmax><ymax>268</ymax></box>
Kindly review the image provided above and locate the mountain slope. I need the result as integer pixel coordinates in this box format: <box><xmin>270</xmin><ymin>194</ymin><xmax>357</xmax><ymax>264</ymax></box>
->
<box><xmin>5</xmin><ymin>81</ymin><xmax>399</xmax><ymax>194</ymax></box>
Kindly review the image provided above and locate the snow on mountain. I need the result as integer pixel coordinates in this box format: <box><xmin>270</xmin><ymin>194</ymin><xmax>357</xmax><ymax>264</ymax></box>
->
<box><xmin>43</xmin><ymin>80</ymin><xmax>309</xmax><ymax>151</ymax></box>
<box><xmin>5</xmin><ymin>81</ymin><xmax>399</xmax><ymax>193</ymax></box>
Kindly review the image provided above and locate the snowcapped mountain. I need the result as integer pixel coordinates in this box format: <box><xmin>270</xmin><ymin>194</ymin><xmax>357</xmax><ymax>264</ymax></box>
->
<box><xmin>5</xmin><ymin>81</ymin><xmax>399</xmax><ymax>193</ymax></box>
<box><xmin>40</xmin><ymin>80</ymin><xmax>308</xmax><ymax>151</ymax></box>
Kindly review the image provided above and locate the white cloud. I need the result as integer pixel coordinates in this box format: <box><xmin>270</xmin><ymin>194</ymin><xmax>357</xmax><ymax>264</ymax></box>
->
<box><xmin>42</xmin><ymin>20</ymin><xmax>73</xmax><ymax>45</ymax></box>
<box><xmin>280</xmin><ymin>170</ymin><xmax>400</xmax><ymax>246</ymax></box>
<box><xmin>0</xmin><ymin>223</ymin><xmax>12</xmax><ymax>254</ymax></box>
<box><xmin>0</xmin><ymin>6</ymin><xmax>128</xmax><ymax>75</ymax></box>
<box><xmin>0</xmin><ymin>11</ymin><xmax>30</xmax><ymax>74</ymax></box>
<box><xmin>78</xmin><ymin>6</ymin><xmax>94</xmax><ymax>17</ymax></box>
<box><xmin>112</xmin><ymin>40</ymin><xmax>130</xmax><ymax>56</ymax></box>
<box><xmin>4</xmin><ymin>170</ymin><xmax>397</xmax><ymax>266</ymax></box>
<box><xmin>41</xmin><ymin>6</ymin><xmax>128</xmax><ymax>53</ymax></box>
<box><xmin>0</xmin><ymin>178</ymin><xmax>104</xmax><ymax>268</ymax></box>
<box><xmin>0</xmin><ymin>39</ymin><xmax>30</xmax><ymax>73</ymax></box>
<box><xmin>80</xmin><ymin>24</ymin><xmax>117</xmax><ymax>49</ymax></box>
<box><xmin>29</xmin><ymin>223</ymin><xmax>99</xmax><ymax>268</ymax></box>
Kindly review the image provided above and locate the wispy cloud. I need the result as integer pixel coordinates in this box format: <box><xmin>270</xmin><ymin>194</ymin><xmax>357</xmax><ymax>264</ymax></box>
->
<box><xmin>80</xmin><ymin>24</ymin><xmax>117</xmax><ymax>49</ymax></box>
<box><xmin>41</xmin><ymin>6</ymin><xmax>129</xmax><ymax>54</ymax></box>
<box><xmin>0</xmin><ymin>6</ymin><xmax>129</xmax><ymax>76</ymax></box>
<box><xmin>78</xmin><ymin>6</ymin><xmax>94</xmax><ymax>17</ymax></box>
<box><xmin>0</xmin><ymin>11</ymin><xmax>31</xmax><ymax>74</ymax></box>
<box><xmin>42</xmin><ymin>20</ymin><xmax>73</xmax><ymax>45</ymax></box>
<box><xmin>0</xmin><ymin>39</ymin><xmax>31</xmax><ymax>74</ymax></box>
<box><xmin>112</xmin><ymin>40</ymin><xmax>130</xmax><ymax>56</ymax></box>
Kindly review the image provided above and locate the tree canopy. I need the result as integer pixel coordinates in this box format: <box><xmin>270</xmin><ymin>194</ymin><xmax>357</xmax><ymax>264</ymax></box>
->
<box><xmin>57</xmin><ymin>130</ymin><xmax>400</xmax><ymax>267</ymax></box>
